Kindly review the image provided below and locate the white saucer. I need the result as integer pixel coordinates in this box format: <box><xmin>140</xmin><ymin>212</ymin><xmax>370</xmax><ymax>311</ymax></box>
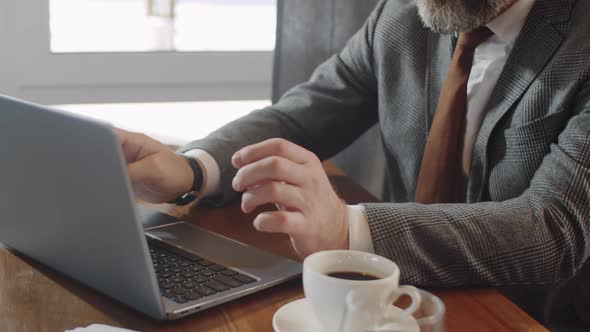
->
<box><xmin>272</xmin><ymin>298</ymin><xmax>420</xmax><ymax>332</ymax></box>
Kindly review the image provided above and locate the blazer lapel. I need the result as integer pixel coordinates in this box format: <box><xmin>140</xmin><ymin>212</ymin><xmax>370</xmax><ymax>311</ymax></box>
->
<box><xmin>467</xmin><ymin>0</ymin><xmax>574</xmax><ymax>203</ymax></box>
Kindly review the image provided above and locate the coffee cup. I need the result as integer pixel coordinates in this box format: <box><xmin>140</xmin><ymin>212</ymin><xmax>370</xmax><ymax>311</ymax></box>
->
<box><xmin>303</xmin><ymin>250</ymin><xmax>422</xmax><ymax>332</ymax></box>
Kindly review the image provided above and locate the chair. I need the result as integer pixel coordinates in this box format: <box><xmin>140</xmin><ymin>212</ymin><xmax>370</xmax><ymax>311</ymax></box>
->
<box><xmin>272</xmin><ymin>0</ymin><xmax>386</xmax><ymax>200</ymax></box>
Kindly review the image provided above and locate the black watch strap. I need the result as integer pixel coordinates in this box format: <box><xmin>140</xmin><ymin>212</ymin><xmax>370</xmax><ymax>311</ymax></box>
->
<box><xmin>169</xmin><ymin>155</ymin><xmax>204</xmax><ymax>206</ymax></box>
<box><xmin>184</xmin><ymin>155</ymin><xmax>204</xmax><ymax>192</ymax></box>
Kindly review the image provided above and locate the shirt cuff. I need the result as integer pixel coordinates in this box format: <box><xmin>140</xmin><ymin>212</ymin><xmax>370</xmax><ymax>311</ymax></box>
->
<box><xmin>183</xmin><ymin>149</ymin><xmax>221</xmax><ymax>198</ymax></box>
<box><xmin>347</xmin><ymin>205</ymin><xmax>375</xmax><ymax>253</ymax></box>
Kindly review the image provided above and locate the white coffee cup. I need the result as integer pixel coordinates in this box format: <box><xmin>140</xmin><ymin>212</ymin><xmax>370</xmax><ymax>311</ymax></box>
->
<box><xmin>303</xmin><ymin>250</ymin><xmax>422</xmax><ymax>332</ymax></box>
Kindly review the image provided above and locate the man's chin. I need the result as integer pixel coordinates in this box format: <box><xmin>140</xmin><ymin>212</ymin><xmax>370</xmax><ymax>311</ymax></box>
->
<box><xmin>416</xmin><ymin>0</ymin><xmax>495</xmax><ymax>34</ymax></box>
<box><xmin>419</xmin><ymin>19</ymin><xmax>483</xmax><ymax>34</ymax></box>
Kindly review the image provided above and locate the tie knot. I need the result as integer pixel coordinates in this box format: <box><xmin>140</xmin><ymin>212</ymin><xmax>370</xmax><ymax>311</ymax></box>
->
<box><xmin>457</xmin><ymin>27</ymin><xmax>494</xmax><ymax>51</ymax></box>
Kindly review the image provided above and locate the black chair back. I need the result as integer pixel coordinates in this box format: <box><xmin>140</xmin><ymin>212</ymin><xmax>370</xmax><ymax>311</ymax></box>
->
<box><xmin>272</xmin><ymin>0</ymin><xmax>387</xmax><ymax>199</ymax></box>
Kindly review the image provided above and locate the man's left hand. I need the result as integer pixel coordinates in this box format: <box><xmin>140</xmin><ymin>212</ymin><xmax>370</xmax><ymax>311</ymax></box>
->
<box><xmin>232</xmin><ymin>138</ymin><xmax>349</xmax><ymax>257</ymax></box>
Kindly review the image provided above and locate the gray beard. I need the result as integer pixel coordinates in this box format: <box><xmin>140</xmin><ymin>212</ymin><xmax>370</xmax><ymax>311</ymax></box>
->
<box><xmin>416</xmin><ymin>0</ymin><xmax>512</xmax><ymax>33</ymax></box>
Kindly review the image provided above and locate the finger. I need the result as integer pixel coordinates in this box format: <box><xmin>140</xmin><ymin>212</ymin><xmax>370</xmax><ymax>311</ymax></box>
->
<box><xmin>252</xmin><ymin>211</ymin><xmax>304</xmax><ymax>234</ymax></box>
<box><xmin>113</xmin><ymin>127</ymin><xmax>132</xmax><ymax>142</ymax></box>
<box><xmin>117</xmin><ymin>130</ymin><xmax>164</xmax><ymax>165</ymax></box>
<box><xmin>114</xmin><ymin>129</ymin><xmax>145</xmax><ymax>163</ymax></box>
<box><xmin>232</xmin><ymin>138</ymin><xmax>317</xmax><ymax>168</ymax></box>
<box><xmin>241</xmin><ymin>181</ymin><xmax>304</xmax><ymax>214</ymax></box>
<box><xmin>232</xmin><ymin>156</ymin><xmax>306</xmax><ymax>191</ymax></box>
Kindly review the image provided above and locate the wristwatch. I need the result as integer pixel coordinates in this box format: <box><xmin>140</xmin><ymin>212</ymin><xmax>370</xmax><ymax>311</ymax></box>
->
<box><xmin>169</xmin><ymin>155</ymin><xmax>204</xmax><ymax>206</ymax></box>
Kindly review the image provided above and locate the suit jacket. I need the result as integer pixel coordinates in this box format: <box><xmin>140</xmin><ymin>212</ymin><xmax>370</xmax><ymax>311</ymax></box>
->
<box><xmin>182</xmin><ymin>0</ymin><xmax>590</xmax><ymax>324</ymax></box>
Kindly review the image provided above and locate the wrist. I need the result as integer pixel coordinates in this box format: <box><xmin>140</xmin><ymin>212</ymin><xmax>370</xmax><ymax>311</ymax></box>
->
<box><xmin>170</xmin><ymin>154</ymin><xmax>204</xmax><ymax>206</ymax></box>
<box><xmin>179</xmin><ymin>155</ymin><xmax>194</xmax><ymax>194</ymax></box>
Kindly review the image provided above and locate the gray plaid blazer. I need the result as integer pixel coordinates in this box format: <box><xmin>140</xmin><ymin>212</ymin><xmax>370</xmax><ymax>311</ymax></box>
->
<box><xmin>183</xmin><ymin>0</ymin><xmax>590</xmax><ymax>324</ymax></box>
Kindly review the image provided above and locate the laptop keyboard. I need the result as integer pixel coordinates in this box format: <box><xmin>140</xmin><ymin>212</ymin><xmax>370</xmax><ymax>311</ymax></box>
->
<box><xmin>148</xmin><ymin>242</ymin><xmax>257</xmax><ymax>304</ymax></box>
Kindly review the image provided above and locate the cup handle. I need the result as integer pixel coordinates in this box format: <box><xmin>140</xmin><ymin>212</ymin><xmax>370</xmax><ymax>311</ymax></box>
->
<box><xmin>386</xmin><ymin>285</ymin><xmax>422</xmax><ymax>316</ymax></box>
<box><xmin>340</xmin><ymin>286</ymin><xmax>422</xmax><ymax>332</ymax></box>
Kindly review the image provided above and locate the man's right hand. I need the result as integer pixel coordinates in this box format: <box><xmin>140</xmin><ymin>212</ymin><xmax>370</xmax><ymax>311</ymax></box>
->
<box><xmin>114</xmin><ymin>128</ymin><xmax>193</xmax><ymax>203</ymax></box>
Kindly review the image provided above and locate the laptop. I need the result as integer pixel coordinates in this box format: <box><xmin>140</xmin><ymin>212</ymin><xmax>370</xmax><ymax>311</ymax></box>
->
<box><xmin>0</xmin><ymin>95</ymin><xmax>302</xmax><ymax>320</ymax></box>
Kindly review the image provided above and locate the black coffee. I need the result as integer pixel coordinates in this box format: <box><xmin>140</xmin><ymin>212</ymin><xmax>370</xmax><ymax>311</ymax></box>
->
<box><xmin>327</xmin><ymin>271</ymin><xmax>380</xmax><ymax>281</ymax></box>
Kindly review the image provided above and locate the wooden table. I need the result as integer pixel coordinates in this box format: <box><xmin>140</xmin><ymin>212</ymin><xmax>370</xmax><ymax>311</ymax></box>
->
<box><xmin>0</xmin><ymin>164</ymin><xmax>548</xmax><ymax>332</ymax></box>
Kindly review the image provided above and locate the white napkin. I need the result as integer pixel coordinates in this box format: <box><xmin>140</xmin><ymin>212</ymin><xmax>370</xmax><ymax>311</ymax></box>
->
<box><xmin>65</xmin><ymin>325</ymin><xmax>138</xmax><ymax>332</ymax></box>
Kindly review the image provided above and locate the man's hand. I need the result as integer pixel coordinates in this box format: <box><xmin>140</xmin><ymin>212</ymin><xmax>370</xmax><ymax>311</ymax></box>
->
<box><xmin>115</xmin><ymin>128</ymin><xmax>193</xmax><ymax>203</ymax></box>
<box><xmin>232</xmin><ymin>138</ymin><xmax>349</xmax><ymax>257</ymax></box>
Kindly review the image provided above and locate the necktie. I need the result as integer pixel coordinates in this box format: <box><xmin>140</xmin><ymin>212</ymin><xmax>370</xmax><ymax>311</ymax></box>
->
<box><xmin>415</xmin><ymin>27</ymin><xmax>494</xmax><ymax>204</ymax></box>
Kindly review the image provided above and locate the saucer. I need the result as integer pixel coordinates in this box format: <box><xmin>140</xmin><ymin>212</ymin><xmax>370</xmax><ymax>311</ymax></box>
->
<box><xmin>272</xmin><ymin>298</ymin><xmax>420</xmax><ymax>332</ymax></box>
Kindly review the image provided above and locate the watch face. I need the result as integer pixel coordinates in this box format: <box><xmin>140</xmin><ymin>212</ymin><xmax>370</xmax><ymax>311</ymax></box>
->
<box><xmin>172</xmin><ymin>193</ymin><xmax>198</xmax><ymax>206</ymax></box>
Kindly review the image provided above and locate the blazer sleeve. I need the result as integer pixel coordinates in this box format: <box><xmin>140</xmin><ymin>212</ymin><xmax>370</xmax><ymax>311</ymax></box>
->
<box><xmin>362</xmin><ymin>82</ymin><xmax>590</xmax><ymax>287</ymax></box>
<box><xmin>180</xmin><ymin>1</ymin><xmax>386</xmax><ymax>205</ymax></box>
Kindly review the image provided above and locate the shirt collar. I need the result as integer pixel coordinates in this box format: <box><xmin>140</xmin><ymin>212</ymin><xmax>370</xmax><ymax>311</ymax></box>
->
<box><xmin>486</xmin><ymin>0</ymin><xmax>536</xmax><ymax>45</ymax></box>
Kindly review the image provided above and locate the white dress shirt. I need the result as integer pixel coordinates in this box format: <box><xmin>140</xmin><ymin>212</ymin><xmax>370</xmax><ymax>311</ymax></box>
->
<box><xmin>186</xmin><ymin>0</ymin><xmax>536</xmax><ymax>253</ymax></box>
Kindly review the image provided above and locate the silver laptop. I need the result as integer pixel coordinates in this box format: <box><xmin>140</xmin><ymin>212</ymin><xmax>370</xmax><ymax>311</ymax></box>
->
<box><xmin>0</xmin><ymin>95</ymin><xmax>301</xmax><ymax>320</ymax></box>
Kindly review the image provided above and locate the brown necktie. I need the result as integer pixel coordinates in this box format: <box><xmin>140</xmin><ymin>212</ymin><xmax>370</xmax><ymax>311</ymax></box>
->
<box><xmin>415</xmin><ymin>27</ymin><xmax>494</xmax><ymax>204</ymax></box>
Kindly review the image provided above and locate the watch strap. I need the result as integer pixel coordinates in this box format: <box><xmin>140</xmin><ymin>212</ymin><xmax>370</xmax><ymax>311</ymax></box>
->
<box><xmin>184</xmin><ymin>155</ymin><xmax>204</xmax><ymax>192</ymax></box>
<box><xmin>169</xmin><ymin>155</ymin><xmax>204</xmax><ymax>206</ymax></box>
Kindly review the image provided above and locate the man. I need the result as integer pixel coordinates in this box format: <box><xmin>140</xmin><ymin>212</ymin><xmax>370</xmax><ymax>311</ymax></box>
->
<box><xmin>117</xmin><ymin>0</ymin><xmax>590</xmax><ymax>326</ymax></box>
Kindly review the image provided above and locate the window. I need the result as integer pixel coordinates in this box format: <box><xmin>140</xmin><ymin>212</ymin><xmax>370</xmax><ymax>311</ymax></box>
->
<box><xmin>56</xmin><ymin>100</ymin><xmax>270</xmax><ymax>146</ymax></box>
<box><xmin>50</xmin><ymin>0</ymin><xmax>276</xmax><ymax>53</ymax></box>
<box><xmin>0</xmin><ymin>1</ymin><xmax>276</xmax><ymax>105</ymax></box>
